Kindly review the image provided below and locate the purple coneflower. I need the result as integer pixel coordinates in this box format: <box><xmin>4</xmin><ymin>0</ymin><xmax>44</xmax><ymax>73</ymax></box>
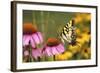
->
<box><xmin>23</xmin><ymin>23</ymin><xmax>43</xmax><ymax>48</ymax></box>
<box><xmin>43</xmin><ymin>38</ymin><xmax>65</xmax><ymax>56</ymax></box>
<box><xmin>23</xmin><ymin>23</ymin><xmax>43</xmax><ymax>61</ymax></box>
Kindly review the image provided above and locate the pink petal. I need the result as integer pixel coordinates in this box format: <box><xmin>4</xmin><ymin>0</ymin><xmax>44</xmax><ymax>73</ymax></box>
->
<box><xmin>24</xmin><ymin>50</ymin><xmax>29</xmax><ymax>56</ymax></box>
<box><xmin>37</xmin><ymin>32</ymin><xmax>43</xmax><ymax>43</ymax></box>
<box><xmin>32</xmin><ymin>33</ymin><xmax>40</xmax><ymax>44</ymax></box>
<box><xmin>45</xmin><ymin>47</ymin><xmax>53</xmax><ymax>56</ymax></box>
<box><xmin>23</xmin><ymin>35</ymin><xmax>31</xmax><ymax>46</ymax></box>
<box><xmin>56</xmin><ymin>44</ymin><xmax>65</xmax><ymax>53</ymax></box>
<box><xmin>51</xmin><ymin>47</ymin><xmax>59</xmax><ymax>55</ymax></box>
<box><xmin>32</xmin><ymin>49</ymin><xmax>41</xmax><ymax>59</ymax></box>
<box><xmin>30</xmin><ymin>37</ymin><xmax>35</xmax><ymax>48</ymax></box>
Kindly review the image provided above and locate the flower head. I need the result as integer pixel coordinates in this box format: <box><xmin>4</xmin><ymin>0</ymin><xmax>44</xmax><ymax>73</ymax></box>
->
<box><xmin>81</xmin><ymin>48</ymin><xmax>91</xmax><ymax>59</ymax></box>
<box><xmin>68</xmin><ymin>42</ymin><xmax>81</xmax><ymax>54</ymax></box>
<box><xmin>23</xmin><ymin>23</ymin><xmax>37</xmax><ymax>34</ymax></box>
<box><xmin>46</xmin><ymin>38</ymin><xmax>60</xmax><ymax>46</ymax></box>
<box><xmin>76</xmin><ymin>33</ymin><xmax>90</xmax><ymax>45</ymax></box>
<box><xmin>43</xmin><ymin>38</ymin><xmax>65</xmax><ymax>56</ymax></box>
<box><xmin>23</xmin><ymin>23</ymin><xmax>43</xmax><ymax>48</ymax></box>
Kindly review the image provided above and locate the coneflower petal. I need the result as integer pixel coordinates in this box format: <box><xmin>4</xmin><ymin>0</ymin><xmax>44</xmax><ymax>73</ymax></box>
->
<box><xmin>23</xmin><ymin>35</ymin><xmax>31</xmax><ymax>46</ymax></box>
<box><xmin>51</xmin><ymin>47</ymin><xmax>59</xmax><ymax>55</ymax></box>
<box><xmin>32</xmin><ymin>49</ymin><xmax>42</xmax><ymax>60</ymax></box>
<box><xmin>37</xmin><ymin>32</ymin><xmax>43</xmax><ymax>43</ymax></box>
<box><xmin>45</xmin><ymin>47</ymin><xmax>52</xmax><ymax>56</ymax></box>
<box><xmin>32</xmin><ymin>33</ymin><xmax>40</xmax><ymax>44</ymax></box>
<box><xmin>30</xmin><ymin>37</ymin><xmax>35</xmax><ymax>48</ymax></box>
<box><xmin>56</xmin><ymin>44</ymin><xmax>65</xmax><ymax>53</ymax></box>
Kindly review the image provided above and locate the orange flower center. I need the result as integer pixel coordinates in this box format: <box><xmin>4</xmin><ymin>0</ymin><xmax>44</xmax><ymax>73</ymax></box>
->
<box><xmin>46</xmin><ymin>38</ymin><xmax>60</xmax><ymax>46</ymax></box>
<box><xmin>23</xmin><ymin>23</ymin><xmax>37</xmax><ymax>34</ymax></box>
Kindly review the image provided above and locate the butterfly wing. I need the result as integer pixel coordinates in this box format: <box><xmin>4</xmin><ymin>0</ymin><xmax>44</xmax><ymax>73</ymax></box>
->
<box><xmin>60</xmin><ymin>19</ymin><xmax>76</xmax><ymax>44</ymax></box>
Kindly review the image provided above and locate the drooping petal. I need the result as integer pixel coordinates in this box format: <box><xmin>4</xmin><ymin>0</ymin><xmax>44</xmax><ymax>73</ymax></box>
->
<box><xmin>42</xmin><ymin>38</ymin><xmax>65</xmax><ymax>56</ymax></box>
<box><xmin>31</xmin><ymin>33</ymin><xmax>40</xmax><ymax>44</ymax></box>
<box><xmin>32</xmin><ymin>49</ymin><xmax>42</xmax><ymax>60</ymax></box>
<box><xmin>37</xmin><ymin>32</ymin><xmax>43</xmax><ymax>43</ymax></box>
<box><xmin>44</xmin><ymin>47</ymin><xmax>52</xmax><ymax>56</ymax></box>
<box><xmin>43</xmin><ymin>44</ymin><xmax>65</xmax><ymax>56</ymax></box>
<box><xmin>23</xmin><ymin>35</ymin><xmax>31</xmax><ymax>46</ymax></box>
<box><xmin>56</xmin><ymin>44</ymin><xmax>65</xmax><ymax>53</ymax></box>
<box><xmin>51</xmin><ymin>47</ymin><xmax>59</xmax><ymax>55</ymax></box>
<box><xmin>30</xmin><ymin>37</ymin><xmax>35</xmax><ymax>48</ymax></box>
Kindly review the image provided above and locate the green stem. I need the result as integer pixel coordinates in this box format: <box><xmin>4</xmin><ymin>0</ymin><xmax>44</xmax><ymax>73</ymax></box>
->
<box><xmin>46</xmin><ymin>56</ymin><xmax>54</xmax><ymax>61</ymax></box>
<box><xmin>29</xmin><ymin>45</ymin><xmax>34</xmax><ymax>62</ymax></box>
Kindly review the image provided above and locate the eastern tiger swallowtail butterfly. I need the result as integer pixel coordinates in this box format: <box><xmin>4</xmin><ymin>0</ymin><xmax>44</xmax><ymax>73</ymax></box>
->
<box><xmin>59</xmin><ymin>19</ymin><xmax>76</xmax><ymax>45</ymax></box>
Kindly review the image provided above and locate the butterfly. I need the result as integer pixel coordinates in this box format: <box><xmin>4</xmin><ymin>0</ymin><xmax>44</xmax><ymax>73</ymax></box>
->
<box><xmin>59</xmin><ymin>19</ymin><xmax>76</xmax><ymax>45</ymax></box>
